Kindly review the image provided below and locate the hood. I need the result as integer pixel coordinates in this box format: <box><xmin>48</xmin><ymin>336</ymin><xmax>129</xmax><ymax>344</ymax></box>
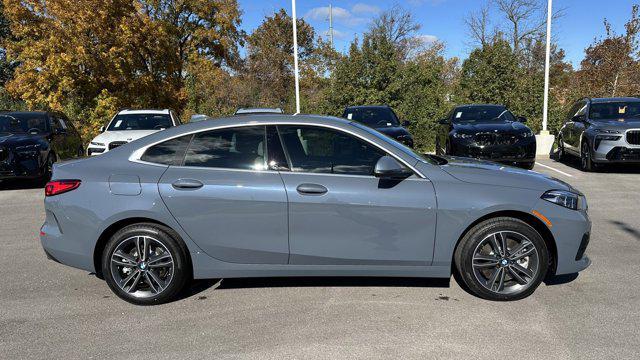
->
<box><xmin>375</xmin><ymin>126</ymin><xmax>411</xmax><ymax>138</ymax></box>
<box><xmin>92</xmin><ymin>130</ymin><xmax>159</xmax><ymax>144</ymax></box>
<box><xmin>440</xmin><ymin>156</ymin><xmax>576</xmax><ymax>192</ymax></box>
<box><xmin>453</xmin><ymin>121</ymin><xmax>531</xmax><ymax>134</ymax></box>
<box><xmin>0</xmin><ymin>133</ymin><xmax>46</xmax><ymax>147</ymax></box>
<box><xmin>589</xmin><ymin>118</ymin><xmax>640</xmax><ymax>130</ymax></box>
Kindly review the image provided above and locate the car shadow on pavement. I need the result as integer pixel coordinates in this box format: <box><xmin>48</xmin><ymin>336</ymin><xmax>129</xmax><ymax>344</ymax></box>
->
<box><xmin>544</xmin><ymin>273</ymin><xmax>580</xmax><ymax>286</ymax></box>
<box><xmin>610</xmin><ymin>220</ymin><xmax>640</xmax><ymax>241</ymax></box>
<box><xmin>549</xmin><ymin>151</ymin><xmax>640</xmax><ymax>174</ymax></box>
<box><xmin>214</xmin><ymin>276</ymin><xmax>450</xmax><ymax>290</ymax></box>
<box><xmin>0</xmin><ymin>179</ymin><xmax>43</xmax><ymax>191</ymax></box>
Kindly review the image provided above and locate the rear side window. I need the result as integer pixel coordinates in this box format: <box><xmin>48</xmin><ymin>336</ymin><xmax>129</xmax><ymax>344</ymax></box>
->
<box><xmin>141</xmin><ymin>135</ymin><xmax>192</xmax><ymax>165</ymax></box>
<box><xmin>183</xmin><ymin>126</ymin><xmax>266</xmax><ymax>170</ymax></box>
<box><xmin>277</xmin><ymin>125</ymin><xmax>385</xmax><ymax>176</ymax></box>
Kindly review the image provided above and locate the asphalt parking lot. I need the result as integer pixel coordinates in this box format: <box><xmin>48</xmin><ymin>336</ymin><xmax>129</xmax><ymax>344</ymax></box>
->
<box><xmin>1</xmin><ymin>156</ymin><xmax>639</xmax><ymax>360</ymax></box>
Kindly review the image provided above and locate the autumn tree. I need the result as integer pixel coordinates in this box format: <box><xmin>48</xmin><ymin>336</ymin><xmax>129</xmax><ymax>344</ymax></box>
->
<box><xmin>3</xmin><ymin>0</ymin><xmax>243</xmax><ymax>139</ymax></box>
<box><xmin>576</xmin><ymin>4</ymin><xmax>640</xmax><ymax>97</ymax></box>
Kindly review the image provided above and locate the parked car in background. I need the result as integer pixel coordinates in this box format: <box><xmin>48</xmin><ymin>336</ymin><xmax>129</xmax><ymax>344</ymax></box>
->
<box><xmin>0</xmin><ymin>111</ymin><xmax>83</xmax><ymax>183</ymax></box>
<box><xmin>557</xmin><ymin>97</ymin><xmax>640</xmax><ymax>171</ymax></box>
<box><xmin>436</xmin><ymin>104</ymin><xmax>536</xmax><ymax>169</ymax></box>
<box><xmin>87</xmin><ymin>109</ymin><xmax>181</xmax><ymax>156</ymax></box>
<box><xmin>234</xmin><ymin>108</ymin><xmax>284</xmax><ymax>115</ymax></box>
<box><xmin>342</xmin><ymin>105</ymin><xmax>414</xmax><ymax>147</ymax></box>
<box><xmin>41</xmin><ymin>115</ymin><xmax>590</xmax><ymax>305</ymax></box>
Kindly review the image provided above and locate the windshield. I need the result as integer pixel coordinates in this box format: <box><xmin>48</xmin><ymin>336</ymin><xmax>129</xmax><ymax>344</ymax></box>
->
<box><xmin>589</xmin><ymin>102</ymin><xmax>640</xmax><ymax>120</ymax></box>
<box><xmin>107</xmin><ymin>113</ymin><xmax>173</xmax><ymax>131</ymax></box>
<box><xmin>452</xmin><ymin>106</ymin><xmax>516</xmax><ymax>123</ymax></box>
<box><xmin>349</xmin><ymin>121</ymin><xmax>437</xmax><ymax>165</ymax></box>
<box><xmin>0</xmin><ymin>113</ymin><xmax>48</xmax><ymax>134</ymax></box>
<box><xmin>344</xmin><ymin>108</ymin><xmax>400</xmax><ymax>128</ymax></box>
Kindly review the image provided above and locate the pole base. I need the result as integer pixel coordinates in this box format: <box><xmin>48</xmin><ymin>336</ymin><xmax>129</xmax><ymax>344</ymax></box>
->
<box><xmin>535</xmin><ymin>133</ymin><xmax>555</xmax><ymax>156</ymax></box>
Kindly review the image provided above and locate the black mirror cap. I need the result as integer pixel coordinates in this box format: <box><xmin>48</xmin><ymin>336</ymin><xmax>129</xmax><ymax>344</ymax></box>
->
<box><xmin>438</xmin><ymin>118</ymin><xmax>450</xmax><ymax>125</ymax></box>
<box><xmin>518</xmin><ymin>116</ymin><xmax>528</xmax><ymax>123</ymax></box>
<box><xmin>572</xmin><ymin>114</ymin><xmax>586</xmax><ymax>122</ymax></box>
<box><xmin>402</xmin><ymin>120</ymin><xmax>411</xmax><ymax>127</ymax></box>
<box><xmin>374</xmin><ymin>156</ymin><xmax>413</xmax><ymax>179</ymax></box>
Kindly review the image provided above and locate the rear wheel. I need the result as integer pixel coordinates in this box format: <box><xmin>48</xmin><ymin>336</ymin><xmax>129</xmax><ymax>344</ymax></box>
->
<box><xmin>102</xmin><ymin>223</ymin><xmax>189</xmax><ymax>305</ymax></box>
<box><xmin>454</xmin><ymin>217</ymin><xmax>549</xmax><ymax>301</ymax></box>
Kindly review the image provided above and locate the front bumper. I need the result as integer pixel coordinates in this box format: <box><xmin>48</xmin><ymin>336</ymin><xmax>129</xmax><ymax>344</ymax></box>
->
<box><xmin>0</xmin><ymin>148</ymin><xmax>44</xmax><ymax>179</ymax></box>
<box><xmin>533</xmin><ymin>198</ymin><xmax>592</xmax><ymax>275</ymax></box>
<box><xmin>592</xmin><ymin>130</ymin><xmax>640</xmax><ymax>163</ymax></box>
<box><xmin>451</xmin><ymin>137</ymin><xmax>536</xmax><ymax>164</ymax></box>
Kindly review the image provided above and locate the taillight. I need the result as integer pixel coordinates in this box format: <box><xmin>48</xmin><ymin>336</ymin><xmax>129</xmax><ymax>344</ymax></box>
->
<box><xmin>45</xmin><ymin>179</ymin><xmax>81</xmax><ymax>196</ymax></box>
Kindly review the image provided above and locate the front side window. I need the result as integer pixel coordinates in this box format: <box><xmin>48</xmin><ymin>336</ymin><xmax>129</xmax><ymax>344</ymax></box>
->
<box><xmin>108</xmin><ymin>114</ymin><xmax>173</xmax><ymax>131</ymax></box>
<box><xmin>141</xmin><ymin>134</ymin><xmax>192</xmax><ymax>165</ymax></box>
<box><xmin>183</xmin><ymin>126</ymin><xmax>266</xmax><ymax>170</ymax></box>
<box><xmin>278</xmin><ymin>125</ymin><xmax>385</xmax><ymax>176</ymax></box>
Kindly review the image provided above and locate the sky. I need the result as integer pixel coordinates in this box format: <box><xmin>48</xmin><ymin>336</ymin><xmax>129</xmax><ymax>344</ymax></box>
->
<box><xmin>237</xmin><ymin>0</ymin><xmax>639</xmax><ymax>67</ymax></box>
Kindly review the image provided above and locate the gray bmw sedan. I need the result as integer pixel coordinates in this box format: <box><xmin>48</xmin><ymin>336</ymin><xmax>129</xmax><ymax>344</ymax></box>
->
<box><xmin>40</xmin><ymin>115</ymin><xmax>591</xmax><ymax>305</ymax></box>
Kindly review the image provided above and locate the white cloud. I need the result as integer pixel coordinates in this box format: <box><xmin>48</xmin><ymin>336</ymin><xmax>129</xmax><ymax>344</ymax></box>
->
<box><xmin>351</xmin><ymin>3</ymin><xmax>381</xmax><ymax>15</ymax></box>
<box><xmin>304</xmin><ymin>6</ymin><xmax>350</xmax><ymax>21</ymax></box>
<box><xmin>416</xmin><ymin>34</ymin><xmax>439</xmax><ymax>44</ymax></box>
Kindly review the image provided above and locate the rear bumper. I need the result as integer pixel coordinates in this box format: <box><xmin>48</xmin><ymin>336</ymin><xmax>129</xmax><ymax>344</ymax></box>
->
<box><xmin>40</xmin><ymin>208</ymin><xmax>95</xmax><ymax>273</ymax></box>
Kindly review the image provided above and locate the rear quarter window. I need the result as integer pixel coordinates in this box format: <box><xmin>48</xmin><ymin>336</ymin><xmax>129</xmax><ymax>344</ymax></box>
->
<box><xmin>140</xmin><ymin>135</ymin><xmax>192</xmax><ymax>165</ymax></box>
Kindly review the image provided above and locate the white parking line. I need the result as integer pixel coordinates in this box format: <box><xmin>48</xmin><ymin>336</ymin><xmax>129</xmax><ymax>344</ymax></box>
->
<box><xmin>535</xmin><ymin>162</ymin><xmax>574</xmax><ymax>177</ymax></box>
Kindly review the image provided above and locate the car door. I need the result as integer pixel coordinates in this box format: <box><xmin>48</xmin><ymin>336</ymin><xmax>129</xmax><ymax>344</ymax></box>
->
<box><xmin>158</xmin><ymin>125</ymin><xmax>289</xmax><ymax>264</ymax></box>
<box><xmin>48</xmin><ymin>113</ymin><xmax>72</xmax><ymax>160</ymax></box>
<box><xmin>275</xmin><ymin>124</ymin><xmax>437</xmax><ymax>266</ymax></box>
<box><xmin>571</xmin><ymin>101</ymin><xmax>588</xmax><ymax>150</ymax></box>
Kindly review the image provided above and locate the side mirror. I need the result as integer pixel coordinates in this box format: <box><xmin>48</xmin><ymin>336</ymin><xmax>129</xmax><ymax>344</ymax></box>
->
<box><xmin>438</xmin><ymin>118</ymin><xmax>450</xmax><ymax>125</ymax></box>
<box><xmin>572</xmin><ymin>115</ymin><xmax>585</xmax><ymax>122</ymax></box>
<box><xmin>374</xmin><ymin>156</ymin><xmax>413</xmax><ymax>179</ymax></box>
<box><xmin>99</xmin><ymin>126</ymin><xmax>105</xmax><ymax>132</ymax></box>
<box><xmin>402</xmin><ymin>120</ymin><xmax>411</xmax><ymax>127</ymax></box>
<box><xmin>517</xmin><ymin>116</ymin><xmax>527</xmax><ymax>123</ymax></box>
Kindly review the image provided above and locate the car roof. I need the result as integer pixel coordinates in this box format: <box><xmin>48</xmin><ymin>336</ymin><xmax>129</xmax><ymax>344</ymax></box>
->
<box><xmin>589</xmin><ymin>97</ymin><xmax>640</xmax><ymax>104</ymax></box>
<box><xmin>234</xmin><ymin>108</ymin><xmax>284</xmax><ymax>114</ymax></box>
<box><xmin>0</xmin><ymin>111</ymin><xmax>49</xmax><ymax>116</ymax></box>
<box><xmin>118</xmin><ymin>109</ymin><xmax>171</xmax><ymax>115</ymax></box>
<box><xmin>455</xmin><ymin>104</ymin><xmax>506</xmax><ymax>109</ymax></box>
<box><xmin>344</xmin><ymin>105</ymin><xmax>391</xmax><ymax>110</ymax></box>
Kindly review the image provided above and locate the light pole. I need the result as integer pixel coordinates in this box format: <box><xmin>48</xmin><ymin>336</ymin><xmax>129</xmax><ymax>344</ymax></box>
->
<box><xmin>537</xmin><ymin>0</ymin><xmax>555</xmax><ymax>155</ymax></box>
<box><xmin>291</xmin><ymin>0</ymin><xmax>301</xmax><ymax>114</ymax></box>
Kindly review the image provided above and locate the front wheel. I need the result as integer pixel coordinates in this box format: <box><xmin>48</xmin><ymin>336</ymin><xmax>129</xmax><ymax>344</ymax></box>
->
<box><xmin>580</xmin><ymin>141</ymin><xmax>598</xmax><ymax>172</ymax></box>
<box><xmin>102</xmin><ymin>223</ymin><xmax>190</xmax><ymax>305</ymax></box>
<box><xmin>454</xmin><ymin>217</ymin><xmax>549</xmax><ymax>301</ymax></box>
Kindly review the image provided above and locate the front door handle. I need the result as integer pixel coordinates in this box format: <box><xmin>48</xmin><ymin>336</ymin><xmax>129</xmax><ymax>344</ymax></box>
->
<box><xmin>296</xmin><ymin>183</ymin><xmax>328</xmax><ymax>195</ymax></box>
<box><xmin>172</xmin><ymin>179</ymin><xmax>203</xmax><ymax>190</ymax></box>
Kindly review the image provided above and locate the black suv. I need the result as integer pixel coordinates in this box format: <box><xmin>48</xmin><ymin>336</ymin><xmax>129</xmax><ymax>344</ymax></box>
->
<box><xmin>557</xmin><ymin>97</ymin><xmax>640</xmax><ymax>171</ymax></box>
<box><xmin>342</xmin><ymin>105</ymin><xmax>414</xmax><ymax>147</ymax></box>
<box><xmin>0</xmin><ymin>111</ymin><xmax>84</xmax><ymax>183</ymax></box>
<box><xmin>435</xmin><ymin>104</ymin><xmax>536</xmax><ymax>169</ymax></box>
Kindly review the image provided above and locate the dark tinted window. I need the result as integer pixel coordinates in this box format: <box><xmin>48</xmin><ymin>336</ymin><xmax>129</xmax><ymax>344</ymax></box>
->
<box><xmin>343</xmin><ymin>107</ymin><xmax>399</xmax><ymax>127</ymax></box>
<box><xmin>278</xmin><ymin>125</ymin><xmax>385</xmax><ymax>176</ymax></box>
<box><xmin>0</xmin><ymin>113</ymin><xmax>48</xmax><ymax>134</ymax></box>
<box><xmin>266</xmin><ymin>126</ymin><xmax>289</xmax><ymax>171</ymax></box>
<box><xmin>184</xmin><ymin>126</ymin><xmax>266</xmax><ymax>170</ymax></box>
<box><xmin>589</xmin><ymin>102</ymin><xmax>640</xmax><ymax>120</ymax></box>
<box><xmin>141</xmin><ymin>135</ymin><xmax>192</xmax><ymax>165</ymax></box>
<box><xmin>107</xmin><ymin>113</ymin><xmax>173</xmax><ymax>131</ymax></box>
<box><xmin>452</xmin><ymin>106</ymin><xmax>514</xmax><ymax>123</ymax></box>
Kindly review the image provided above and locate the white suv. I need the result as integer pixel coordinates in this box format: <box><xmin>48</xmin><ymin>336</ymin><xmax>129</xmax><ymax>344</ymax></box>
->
<box><xmin>87</xmin><ymin>109</ymin><xmax>181</xmax><ymax>156</ymax></box>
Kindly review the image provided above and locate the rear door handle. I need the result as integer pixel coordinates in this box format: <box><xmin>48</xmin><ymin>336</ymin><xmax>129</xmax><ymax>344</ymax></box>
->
<box><xmin>172</xmin><ymin>179</ymin><xmax>203</xmax><ymax>190</ymax></box>
<box><xmin>296</xmin><ymin>183</ymin><xmax>328</xmax><ymax>195</ymax></box>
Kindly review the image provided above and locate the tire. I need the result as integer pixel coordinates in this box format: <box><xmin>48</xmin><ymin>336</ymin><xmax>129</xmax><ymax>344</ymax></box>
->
<box><xmin>556</xmin><ymin>137</ymin><xmax>565</xmax><ymax>161</ymax></box>
<box><xmin>102</xmin><ymin>223</ymin><xmax>190</xmax><ymax>305</ymax></box>
<box><xmin>39</xmin><ymin>154</ymin><xmax>54</xmax><ymax>184</ymax></box>
<box><xmin>580</xmin><ymin>141</ymin><xmax>597</xmax><ymax>172</ymax></box>
<box><xmin>454</xmin><ymin>217</ymin><xmax>549</xmax><ymax>301</ymax></box>
<box><xmin>521</xmin><ymin>162</ymin><xmax>535</xmax><ymax>170</ymax></box>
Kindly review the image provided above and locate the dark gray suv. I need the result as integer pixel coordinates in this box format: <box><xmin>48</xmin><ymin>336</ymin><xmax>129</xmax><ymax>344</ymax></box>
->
<box><xmin>557</xmin><ymin>97</ymin><xmax>640</xmax><ymax>171</ymax></box>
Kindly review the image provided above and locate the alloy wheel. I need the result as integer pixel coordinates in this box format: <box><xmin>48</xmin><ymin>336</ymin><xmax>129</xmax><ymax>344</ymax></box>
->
<box><xmin>110</xmin><ymin>235</ymin><xmax>174</xmax><ymax>298</ymax></box>
<box><xmin>472</xmin><ymin>231</ymin><xmax>540</xmax><ymax>294</ymax></box>
<box><xmin>581</xmin><ymin>142</ymin><xmax>591</xmax><ymax>170</ymax></box>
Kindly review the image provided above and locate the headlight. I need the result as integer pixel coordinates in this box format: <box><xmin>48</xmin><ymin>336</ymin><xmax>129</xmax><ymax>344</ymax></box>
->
<box><xmin>90</xmin><ymin>141</ymin><xmax>105</xmax><ymax>146</ymax></box>
<box><xmin>452</xmin><ymin>132</ymin><xmax>473</xmax><ymax>139</ymax></box>
<box><xmin>594</xmin><ymin>129</ymin><xmax>621</xmax><ymax>134</ymax></box>
<box><xmin>14</xmin><ymin>144</ymin><xmax>40</xmax><ymax>152</ymax></box>
<box><xmin>522</xmin><ymin>131</ymin><xmax>535</xmax><ymax>138</ymax></box>
<box><xmin>541</xmin><ymin>190</ymin><xmax>582</xmax><ymax>210</ymax></box>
